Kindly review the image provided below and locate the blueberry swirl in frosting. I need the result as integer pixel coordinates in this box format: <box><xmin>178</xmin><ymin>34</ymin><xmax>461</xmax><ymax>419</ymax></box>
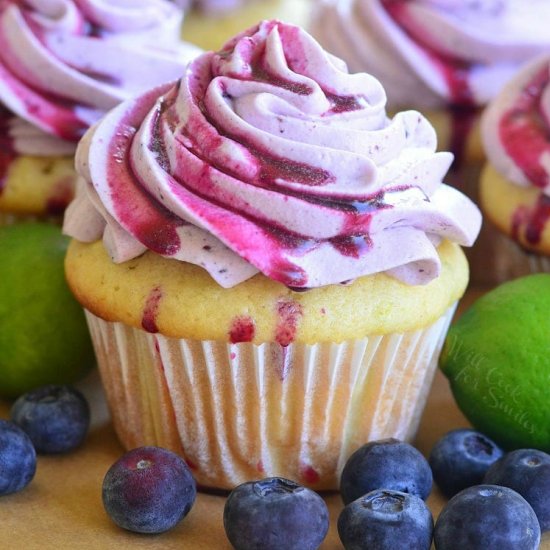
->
<box><xmin>64</xmin><ymin>20</ymin><xmax>481</xmax><ymax>289</ymax></box>
<box><xmin>0</xmin><ymin>0</ymin><xmax>200</xmax><ymax>153</ymax></box>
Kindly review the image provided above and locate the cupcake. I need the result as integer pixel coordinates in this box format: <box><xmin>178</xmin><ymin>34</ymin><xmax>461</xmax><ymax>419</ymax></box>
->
<box><xmin>311</xmin><ymin>0</ymin><xmax>550</xmax><ymax>288</ymax></box>
<box><xmin>64</xmin><ymin>20</ymin><xmax>481</xmax><ymax>489</ymax></box>
<box><xmin>479</xmin><ymin>55</ymin><xmax>550</xmax><ymax>283</ymax></box>
<box><xmin>311</xmin><ymin>0</ymin><xmax>550</xmax><ymax>177</ymax></box>
<box><xmin>175</xmin><ymin>0</ymin><xmax>247</xmax><ymax>13</ymax></box>
<box><xmin>0</xmin><ymin>0</ymin><xmax>200</xmax><ymax>224</ymax></box>
<box><xmin>180</xmin><ymin>0</ymin><xmax>312</xmax><ymax>51</ymax></box>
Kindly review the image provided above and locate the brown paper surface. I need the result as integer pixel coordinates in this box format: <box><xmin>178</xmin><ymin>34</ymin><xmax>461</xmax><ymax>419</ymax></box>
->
<box><xmin>1</xmin><ymin>292</ymin><xmax>548</xmax><ymax>549</ymax></box>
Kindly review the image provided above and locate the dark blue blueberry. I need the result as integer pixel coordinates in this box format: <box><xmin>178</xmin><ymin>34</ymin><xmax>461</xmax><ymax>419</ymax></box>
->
<box><xmin>0</xmin><ymin>419</ymin><xmax>36</xmax><ymax>495</ymax></box>
<box><xmin>434</xmin><ymin>485</ymin><xmax>540</xmax><ymax>550</ymax></box>
<box><xmin>10</xmin><ymin>384</ymin><xmax>90</xmax><ymax>454</ymax></box>
<box><xmin>484</xmin><ymin>448</ymin><xmax>550</xmax><ymax>532</ymax></box>
<box><xmin>429</xmin><ymin>428</ymin><xmax>503</xmax><ymax>498</ymax></box>
<box><xmin>340</xmin><ymin>438</ymin><xmax>432</xmax><ymax>505</ymax></box>
<box><xmin>102</xmin><ymin>446</ymin><xmax>196</xmax><ymax>534</ymax></box>
<box><xmin>223</xmin><ymin>477</ymin><xmax>329</xmax><ymax>550</ymax></box>
<box><xmin>337</xmin><ymin>489</ymin><xmax>433</xmax><ymax>550</ymax></box>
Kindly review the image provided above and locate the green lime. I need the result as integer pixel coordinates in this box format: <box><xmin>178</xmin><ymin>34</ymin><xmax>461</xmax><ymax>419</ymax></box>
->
<box><xmin>0</xmin><ymin>222</ymin><xmax>94</xmax><ymax>398</ymax></box>
<box><xmin>440</xmin><ymin>273</ymin><xmax>550</xmax><ymax>451</ymax></box>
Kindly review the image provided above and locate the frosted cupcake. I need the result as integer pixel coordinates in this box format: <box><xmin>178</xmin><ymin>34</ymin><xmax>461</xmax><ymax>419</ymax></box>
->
<box><xmin>64</xmin><ymin>20</ymin><xmax>481</xmax><ymax>489</ymax></box>
<box><xmin>0</xmin><ymin>0</ymin><xmax>200</xmax><ymax>224</ymax></box>
<box><xmin>480</xmin><ymin>56</ymin><xmax>550</xmax><ymax>283</ymax></box>
<box><xmin>180</xmin><ymin>0</ymin><xmax>312</xmax><ymax>51</ymax></box>
<box><xmin>311</xmin><ymin>0</ymin><xmax>550</xmax><ymax>287</ymax></box>
<box><xmin>311</xmin><ymin>0</ymin><xmax>550</xmax><ymax>174</ymax></box>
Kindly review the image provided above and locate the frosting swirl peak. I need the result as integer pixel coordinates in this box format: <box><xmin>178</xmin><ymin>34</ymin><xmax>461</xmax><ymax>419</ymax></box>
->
<box><xmin>64</xmin><ymin>20</ymin><xmax>481</xmax><ymax>288</ymax></box>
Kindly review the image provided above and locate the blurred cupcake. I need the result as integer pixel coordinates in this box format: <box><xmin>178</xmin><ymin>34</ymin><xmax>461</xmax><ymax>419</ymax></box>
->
<box><xmin>311</xmin><ymin>0</ymin><xmax>550</xmax><ymax>287</ymax></box>
<box><xmin>0</xmin><ymin>0</ymin><xmax>200</xmax><ymax>224</ymax></box>
<box><xmin>480</xmin><ymin>55</ymin><xmax>550</xmax><ymax>283</ymax></box>
<box><xmin>311</xmin><ymin>0</ymin><xmax>550</xmax><ymax>177</ymax></box>
<box><xmin>64</xmin><ymin>20</ymin><xmax>481</xmax><ymax>489</ymax></box>
<box><xmin>175</xmin><ymin>0</ymin><xmax>247</xmax><ymax>13</ymax></box>
<box><xmin>180</xmin><ymin>0</ymin><xmax>312</xmax><ymax>51</ymax></box>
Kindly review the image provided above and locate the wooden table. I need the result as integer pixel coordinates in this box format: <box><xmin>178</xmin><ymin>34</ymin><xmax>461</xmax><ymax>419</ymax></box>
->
<box><xmin>1</xmin><ymin>292</ymin><xmax>548</xmax><ymax>549</ymax></box>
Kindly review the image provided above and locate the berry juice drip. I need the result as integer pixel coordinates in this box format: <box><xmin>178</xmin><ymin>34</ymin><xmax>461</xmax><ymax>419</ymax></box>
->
<box><xmin>0</xmin><ymin>108</ymin><xmax>16</xmax><ymax>193</ymax></box>
<box><xmin>142</xmin><ymin>286</ymin><xmax>163</xmax><ymax>333</ymax></box>
<box><xmin>229</xmin><ymin>315</ymin><xmax>255</xmax><ymax>343</ymax></box>
<box><xmin>512</xmin><ymin>195</ymin><xmax>550</xmax><ymax>246</ymax></box>
<box><xmin>525</xmin><ymin>195</ymin><xmax>550</xmax><ymax>245</ymax></box>
<box><xmin>275</xmin><ymin>299</ymin><xmax>303</xmax><ymax>347</ymax></box>
<box><xmin>105</xmin><ymin>86</ymin><xmax>183</xmax><ymax>257</ymax></box>
<box><xmin>300</xmin><ymin>464</ymin><xmax>320</xmax><ymax>485</ymax></box>
<box><xmin>331</xmin><ymin>234</ymin><xmax>372</xmax><ymax>258</ymax></box>
<box><xmin>383</xmin><ymin>0</ymin><xmax>477</xmax><ymax>169</ymax></box>
<box><xmin>269</xmin><ymin>255</ymin><xmax>309</xmax><ymax>288</ymax></box>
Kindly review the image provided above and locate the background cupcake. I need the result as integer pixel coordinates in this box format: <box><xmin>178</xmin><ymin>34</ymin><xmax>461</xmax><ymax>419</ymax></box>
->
<box><xmin>0</xmin><ymin>0</ymin><xmax>200</xmax><ymax>224</ymax></box>
<box><xmin>175</xmin><ymin>0</ymin><xmax>247</xmax><ymax>13</ymax></box>
<box><xmin>311</xmin><ymin>0</ymin><xmax>550</xmax><ymax>177</ymax></box>
<box><xmin>180</xmin><ymin>0</ymin><xmax>313</xmax><ymax>51</ymax></box>
<box><xmin>64</xmin><ymin>20</ymin><xmax>480</xmax><ymax>489</ymax></box>
<box><xmin>311</xmin><ymin>0</ymin><xmax>550</xmax><ymax>287</ymax></box>
<box><xmin>480</xmin><ymin>55</ymin><xmax>550</xmax><ymax>283</ymax></box>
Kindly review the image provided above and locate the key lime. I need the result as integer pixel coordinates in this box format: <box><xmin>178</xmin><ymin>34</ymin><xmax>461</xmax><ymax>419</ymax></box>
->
<box><xmin>440</xmin><ymin>274</ymin><xmax>550</xmax><ymax>451</ymax></box>
<box><xmin>0</xmin><ymin>222</ymin><xmax>94</xmax><ymax>398</ymax></box>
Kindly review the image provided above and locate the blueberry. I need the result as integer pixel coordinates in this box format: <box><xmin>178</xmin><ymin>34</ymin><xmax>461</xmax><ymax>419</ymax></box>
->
<box><xmin>484</xmin><ymin>448</ymin><xmax>550</xmax><ymax>531</ymax></box>
<box><xmin>223</xmin><ymin>477</ymin><xmax>329</xmax><ymax>550</ymax></box>
<box><xmin>429</xmin><ymin>429</ymin><xmax>503</xmax><ymax>498</ymax></box>
<box><xmin>338</xmin><ymin>489</ymin><xmax>433</xmax><ymax>550</ymax></box>
<box><xmin>340</xmin><ymin>438</ymin><xmax>432</xmax><ymax>505</ymax></box>
<box><xmin>0</xmin><ymin>419</ymin><xmax>36</xmax><ymax>495</ymax></box>
<box><xmin>102</xmin><ymin>446</ymin><xmax>196</xmax><ymax>534</ymax></box>
<box><xmin>10</xmin><ymin>384</ymin><xmax>90</xmax><ymax>454</ymax></box>
<box><xmin>434</xmin><ymin>485</ymin><xmax>540</xmax><ymax>550</ymax></box>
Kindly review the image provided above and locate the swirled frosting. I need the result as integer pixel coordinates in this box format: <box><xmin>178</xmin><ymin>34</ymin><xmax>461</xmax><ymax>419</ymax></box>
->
<box><xmin>64</xmin><ymin>20</ymin><xmax>481</xmax><ymax>289</ymax></box>
<box><xmin>0</xmin><ymin>0</ymin><xmax>201</xmax><ymax>156</ymax></box>
<box><xmin>311</xmin><ymin>0</ymin><xmax>550</xmax><ymax>109</ymax></box>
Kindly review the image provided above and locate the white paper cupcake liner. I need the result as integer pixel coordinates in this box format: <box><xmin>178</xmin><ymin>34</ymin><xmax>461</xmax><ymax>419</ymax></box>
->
<box><xmin>86</xmin><ymin>303</ymin><xmax>456</xmax><ymax>490</ymax></box>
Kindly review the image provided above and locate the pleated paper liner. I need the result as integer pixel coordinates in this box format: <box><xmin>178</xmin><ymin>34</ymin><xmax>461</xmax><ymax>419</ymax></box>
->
<box><xmin>86</xmin><ymin>304</ymin><xmax>456</xmax><ymax>490</ymax></box>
